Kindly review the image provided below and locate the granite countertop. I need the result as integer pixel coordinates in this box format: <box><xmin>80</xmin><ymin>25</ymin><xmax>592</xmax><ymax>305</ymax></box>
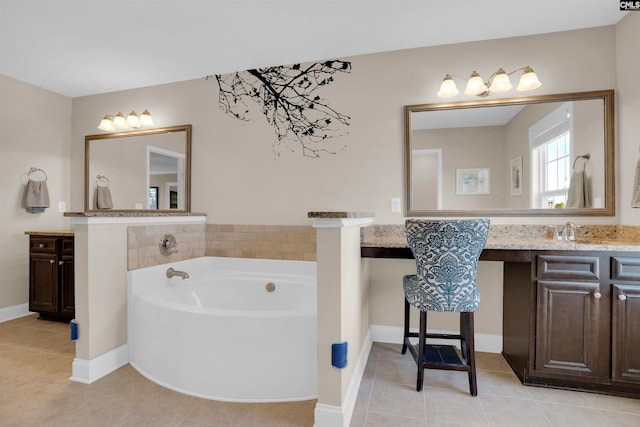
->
<box><xmin>24</xmin><ymin>230</ymin><xmax>75</xmax><ymax>236</ymax></box>
<box><xmin>308</xmin><ymin>211</ymin><xmax>375</xmax><ymax>219</ymax></box>
<box><xmin>361</xmin><ymin>224</ymin><xmax>640</xmax><ymax>252</ymax></box>
<box><xmin>64</xmin><ymin>211</ymin><xmax>207</xmax><ymax>217</ymax></box>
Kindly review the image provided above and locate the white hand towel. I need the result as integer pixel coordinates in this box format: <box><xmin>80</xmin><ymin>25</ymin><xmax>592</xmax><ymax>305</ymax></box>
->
<box><xmin>632</xmin><ymin>159</ymin><xmax>640</xmax><ymax>208</ymax></box>
<box><xmin>25</xmin><ymin>179</ymin><xmax>50</xmax><ymax>213</ymax></box>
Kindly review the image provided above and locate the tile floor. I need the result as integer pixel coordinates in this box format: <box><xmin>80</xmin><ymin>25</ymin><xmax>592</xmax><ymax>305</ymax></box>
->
<box><xmin>0</xmin><ymin>315</ymin><xmax>639</xmax><ymax>426</ymax></box>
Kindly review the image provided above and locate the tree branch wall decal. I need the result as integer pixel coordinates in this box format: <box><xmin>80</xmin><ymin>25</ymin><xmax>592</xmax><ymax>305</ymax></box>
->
<box><xmin>209</xmin><ymin>60</ymin><xmax>352</xmax><ymax>158</ymax></box>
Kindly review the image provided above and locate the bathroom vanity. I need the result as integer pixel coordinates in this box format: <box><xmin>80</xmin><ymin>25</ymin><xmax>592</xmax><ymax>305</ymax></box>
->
<box><xmin>25</xmin><ymin>231</ymin><xmax>75</xmax><ymax>322</ymax></box>
<box><xmin>361</xmin><ymin>229</ymin><xmax>640</xmax><ymax>398</ymax></box>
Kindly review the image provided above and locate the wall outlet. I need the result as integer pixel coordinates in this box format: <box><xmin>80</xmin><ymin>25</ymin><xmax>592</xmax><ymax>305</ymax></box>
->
<box><xmin>58</xmin><ymin>201</ymin><xmax>66</xmax><ymax>212</ymax></box>
<box><xmin>390</xmin><ymin>197</ymin><xmax>401</xmax><ymax>213</ymax></box>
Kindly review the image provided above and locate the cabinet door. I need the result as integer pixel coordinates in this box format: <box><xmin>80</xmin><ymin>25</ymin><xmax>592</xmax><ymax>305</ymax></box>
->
<box><xmin>29</xmin><ymin>253</ymin><xmax>58</xmax><ymax>313</ymax></box>
<box><xmin>535</xmin><ymin>280</ymin><xmax>604</xmax><ymax>378</ymax></box>
<box><xmin>60</xmin><ymin>254</ymin><xmax>75</xmax><ymax>317</ymax></box>
<box><xmin>612</xmin><ymin>284</ymin><xmax>640</xmax><ymax>383</ymax></box>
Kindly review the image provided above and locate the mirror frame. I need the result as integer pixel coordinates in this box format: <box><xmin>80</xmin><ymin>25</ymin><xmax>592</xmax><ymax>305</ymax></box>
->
<box><xmin>405</xmin><ymin>90</ymin><xmax>614</xmax><ymax>217</ymax></box>
<box><xmin>84</xmin><ymin>124</ymin><xmax>192</xmax><ymax>212</ymax></box>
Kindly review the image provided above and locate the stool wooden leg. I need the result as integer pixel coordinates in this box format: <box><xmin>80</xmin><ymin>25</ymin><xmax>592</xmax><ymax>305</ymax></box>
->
<box><xmin>417</xmin><ymin>311</ymin><xmax>427</xmax><ymax>391</ymax></box>
<box><xmin>464</xmin><ymin>312</ymin><xmax>478</xmax><ymax>396</ymax></box>
<box><xmin>402</xmin><ymin>298</ymin><xmax>410</xmax><ymax>354</ymax></box>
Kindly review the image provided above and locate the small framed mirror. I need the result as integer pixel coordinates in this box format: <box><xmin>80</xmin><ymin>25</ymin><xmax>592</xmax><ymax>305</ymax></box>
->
<box><xmin>405</xmin><ymin>90</ymin><xmax>614</xmax><ymax>216</ymax></box>
<box><xmin>84</xmin><ymin>125</ymin><xmax>192</xmax><ymax>212</ymax></box>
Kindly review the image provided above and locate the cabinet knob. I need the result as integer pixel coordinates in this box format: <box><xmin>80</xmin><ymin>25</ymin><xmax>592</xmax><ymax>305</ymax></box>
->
<box><xmin>49</xmin><ymin>259</ymin><xmax>55</xmax><ymax>264</ymax></box>
<box><xmin>593</xmin><ymin>292</ymin><xmax>602</xmax><ymax>299</ymax></box>
<box><xmin>39</xmin><ymin>243</ymin><xmax>45</xmax><ymax>248</ymax></box>
<box><xmin>618</xmin><ymin>294</ymin><xmax>627</xmax><ymax>301</ymax></box>
<box><xmin>58</xmin><ymin>260</ymin><xmax>64</xmax><ymax>266</ymax></box>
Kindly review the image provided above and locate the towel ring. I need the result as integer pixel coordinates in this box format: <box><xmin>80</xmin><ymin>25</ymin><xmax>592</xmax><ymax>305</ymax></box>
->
<box><xmin>96</xmin><ymin>175</ymin><xmax>110</xmax><ymax>187</ymax></box>
<box><xmin>27</xmin><ymin>167</ymin><xmax>47</xmax><ymax>181</ymax></box>
<box><xmin>573</xmin><ymin>154</ymin><xmax>591</xmax><ymax>171</ymax></box>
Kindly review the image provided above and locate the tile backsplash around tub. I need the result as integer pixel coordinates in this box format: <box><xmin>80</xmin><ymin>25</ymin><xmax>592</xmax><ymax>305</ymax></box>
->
<box><xmin>127</xmin><ymin>223</ymin><xmax>317</xmax><ymax>270</ymax></box>
<box><xmin>127</xmin><ymin>223</ymin><xmax>207</xmax><ymax>270</ymax></box>
<box><xmin>205</xmin><ymin>224</ymin><xmax>316</xmax><ymax>261</ymax></box>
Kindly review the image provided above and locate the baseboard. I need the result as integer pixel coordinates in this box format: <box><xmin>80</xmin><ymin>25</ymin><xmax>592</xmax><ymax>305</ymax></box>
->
<box><xmin>0</xmin><ymin>304</ymin><xmax>32</xmax><ymax>323</ymax></box>
<box><xmin>314</xmin><ymin>330</ymin><xmax>373</xmax><ymax>427</ymax></box>
<box><xmin>370</xmin><ymin>324</ymin><xmax>502</xmax><ymax>353</ymax></box>
<box><xmin>70</xmin><ymin>344</ymin><xmax>129</xmax><ymax>384</ymax></box>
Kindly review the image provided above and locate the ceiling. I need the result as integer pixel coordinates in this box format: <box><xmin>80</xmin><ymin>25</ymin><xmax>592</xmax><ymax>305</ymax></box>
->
<box><xmin>0</xmin><ymin>1</ymin><xmax>628</xmax><ymax>98</ymax></box>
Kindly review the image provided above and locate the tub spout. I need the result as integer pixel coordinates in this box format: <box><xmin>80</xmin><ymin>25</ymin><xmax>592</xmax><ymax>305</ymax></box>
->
<box><xmin>166</xmin><ymin>267</ymin><xmax>189</xmax><ymax>280</ymax></box>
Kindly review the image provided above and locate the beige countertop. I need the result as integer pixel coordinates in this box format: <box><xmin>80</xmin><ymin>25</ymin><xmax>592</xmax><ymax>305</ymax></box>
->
<box><xmin>361</xmin><ymin>224</ymin><xmax>640</xmax><ymax>252</ymax></box>
<box><xmin>24</xmin><ymin>230</ymin><xmax>75</xmax><ymax>236</ymax></box>
<box><xmin>361</xmin><ymin>235</ymin><xmax>640</xmax><ymax>252</ymax></box>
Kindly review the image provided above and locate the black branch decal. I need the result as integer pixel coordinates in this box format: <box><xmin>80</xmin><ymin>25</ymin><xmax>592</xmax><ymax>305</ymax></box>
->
<box><xmin>208</xmin><ymin>60</ymin><xmax>352</xmax><ymax>158</ymax></box>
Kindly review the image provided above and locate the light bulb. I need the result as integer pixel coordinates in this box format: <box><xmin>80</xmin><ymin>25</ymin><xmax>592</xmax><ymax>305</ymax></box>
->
<box><xmin>140</xmin><ymin>109</ymin><xmax>154</xmax><ymax>127</ymax></box>
<box><xmin>464</xmin><ymin>71</ymin><xmax>489</xmax><ymax>96</ymax></box>
<box><xmin>97</xmin><ymin>115</ymin><xmax>115</xmax><ymax>131</ymax></box>
<box><xmin>516</xmin><ymin>66</ymin><xmax>542</xmax><ymax>91</ymax></box>
<box><xmin>127</xmin><ymin>110</ymin><xmax>140</xmax><ymax>128</ymax></box>
<box><xmin>488</xmin><ymin>68</ymin><xmax>513</xmax><ymax>93</ymax></box>
<box><xmin>112</xmin><ymin>112</ymin><xmax>127</xmax><ymax>129</ymax></box>
<box><xmin>437</xmin><ymin>75</ymin><xmax>459</xmax><ymax>98</ymax></box>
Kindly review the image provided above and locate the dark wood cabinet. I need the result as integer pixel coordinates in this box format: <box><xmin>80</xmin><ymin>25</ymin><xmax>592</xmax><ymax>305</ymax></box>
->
<box><xmin>28</xmin><ymin>234</ymin><xmax>74</xmax><ymax>321</ymax></box>
<box><xmin>503</xmin><ymin>251</ymin><xmax>640</xmax><ymax>397</ymax></box>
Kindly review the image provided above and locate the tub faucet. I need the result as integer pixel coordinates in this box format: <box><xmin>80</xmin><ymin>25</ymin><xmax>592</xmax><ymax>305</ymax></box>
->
<box><xmin>166</xmin><ymin>267</ymin><xmax>189</xmax><ymax>280</ymax></box>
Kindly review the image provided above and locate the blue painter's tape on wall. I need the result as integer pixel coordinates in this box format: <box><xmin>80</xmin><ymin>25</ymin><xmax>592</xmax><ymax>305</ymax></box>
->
<box><xmin>331</xmin><ymin>341</ymin><xmax>348</xmax><ymax>369</ymax></box>
<box><xmin>70</xmin><ymin>319</ymin><xmax>78</xmax><ymax>341</ymax></box>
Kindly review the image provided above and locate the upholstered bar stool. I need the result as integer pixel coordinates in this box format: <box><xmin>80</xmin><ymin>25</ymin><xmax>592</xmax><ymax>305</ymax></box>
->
<box><xmin>401</xmin><ymin>219</ymin><xmax>490</xmax><ymax>396</ymax></box>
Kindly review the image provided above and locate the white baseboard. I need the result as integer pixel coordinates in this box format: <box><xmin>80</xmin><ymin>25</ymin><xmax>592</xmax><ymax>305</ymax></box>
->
<box><xmin>70</xmin><ymin>344</ymin><xmax>129</xmax><ymax>384</ymax></box>
<box><xmin>314</xmin><ymin>330</ymin><xmax>373</xmax><ymax>427</ymax></box>
<box><xmin>370</xmin><ymin>324</ymin><xmax>502</xmax><ymax>353</ymax></box>
<box><xmin>0</xmin><ymin>304</ymin><xmax>32</xmax><ymax>323</ymax></box>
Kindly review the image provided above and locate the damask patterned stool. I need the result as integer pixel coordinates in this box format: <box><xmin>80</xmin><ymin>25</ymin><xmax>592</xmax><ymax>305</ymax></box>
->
<box><xmin>401</xmin><ymin>219</ymin><xmax>490</xmax><ymax>396</ymax></box>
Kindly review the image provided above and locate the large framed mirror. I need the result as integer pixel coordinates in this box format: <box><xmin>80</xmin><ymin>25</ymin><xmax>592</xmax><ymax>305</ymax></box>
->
<box><xmin>84</xmin><ymin>125</ymin><xmax>192</xmax><ymax>212</ymax></box>
<box><xmin>405</xmin><ymin>90</ymin><xmax>614</xmax><ymax>216</ymax></box>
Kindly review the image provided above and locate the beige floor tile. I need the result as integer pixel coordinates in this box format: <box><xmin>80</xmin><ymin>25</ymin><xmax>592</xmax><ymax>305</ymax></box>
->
<box><xmin>475</xmin><ymin>352</ymin><xmax>512</xmax><ymax>372</ymax></box>
<box><xmin>480</xmin><ymin>395</ymin><xmax>551</xmax><ymax>427</ymax></box>
<box><xmin>240</xmin><ymin>400</ymin><xmax>316</xmax><ymax>426</ymax></box>
<box><xmin>475</xmin><ymin>369</ymin><xmax>531</xmax><ymax>398</ymax></box>
<box><xmin>584</xmin><ymin>392</ymin><xmax>640</xmax><ymax>414</ymax></box>
<box><xmin>185</xmin><ymin>399</ymin><xmax>253</xmax><ymax>426</ymax></box>
<box><xmin>375</xmin><ymin>357</ymin><xmax>419</xmax><ymax>385</ymax></box>
<box><xmin>525</xmin><ymin>384</ymin><xmax>594</xmax><ymax>407</ymax></box>
<box><xmin>599</xmin><ymin>408</ymin><xmax>640</xmax><ymax>427</ymax></box>
<box><xmin>365</xmin><ymin>411</ymin><xmax>427</xmax><ymax>426</ymax></box>
<box><xmin>424</xmin><ymin>387</ymin><xmax>489</xmax><ymax>426</ymax></box>
<box><xmin>3</xmin><ymin>319</ymin><xmax>640</xmax><ymax>427</ymax></box>
<box><xmin>537</xmin><ymin>401</ymin><xmax>612</xmax><ymax>427</ymax></box>
<box><xmin>368</xmin><ymin>380</ymin><xmax>427</xmax><ymax>420</ymax></box>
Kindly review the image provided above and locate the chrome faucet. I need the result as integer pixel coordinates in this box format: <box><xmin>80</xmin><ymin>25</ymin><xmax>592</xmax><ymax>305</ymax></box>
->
<box><xmin>166</xmin><ymin>267</ymin><xmax>189</xmax><ymax>280</ymax></box>
<box><xmin>563</xmin><ymin>222</ymin><xmax>579</xmax><ymax>241</ymax></box>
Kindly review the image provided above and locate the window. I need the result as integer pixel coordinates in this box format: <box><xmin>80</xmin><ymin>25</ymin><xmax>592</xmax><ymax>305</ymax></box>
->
<box><xmin>529</xmin><ymin>102</ymin><xmax>574</xmax><ymax>208</ymax></box>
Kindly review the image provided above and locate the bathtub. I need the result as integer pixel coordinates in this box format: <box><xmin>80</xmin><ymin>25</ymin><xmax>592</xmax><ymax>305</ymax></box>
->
<box><xmin>127</xmin><ymin>256</ymin><xmax>317</xmax><ymax>402</ymax></box>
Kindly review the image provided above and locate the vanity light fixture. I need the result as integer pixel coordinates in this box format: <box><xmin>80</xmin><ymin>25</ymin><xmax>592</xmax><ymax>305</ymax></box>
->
<box><xmin>437</xmin><ymin>66</ymin><xmax>542</xmax><ymax>98</ymax></box>
<box><xmin>97</xmin><ymin>109</ymin><xmax>154</xmax><ymax>131</ymax></box>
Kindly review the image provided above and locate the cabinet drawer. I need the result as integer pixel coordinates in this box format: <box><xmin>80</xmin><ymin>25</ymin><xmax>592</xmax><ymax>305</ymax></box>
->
<box><xmin>537</xmin><ymin>255</ymin><xmax>600</xmax><ymax>280</ymax></box>
<box><xmin>61</xmin><ymin>237</ymin><xmax>74</xmax><ymax>254</ymax></box>
<box><xmin>29</xmin><ymin>237</ymin><xmax>58</xmax><ymax>253</ymax></box>
<box><xmin>612</xmin><ymin>257</ymin><xmax>640</xmax><ymax>281</ymax></box>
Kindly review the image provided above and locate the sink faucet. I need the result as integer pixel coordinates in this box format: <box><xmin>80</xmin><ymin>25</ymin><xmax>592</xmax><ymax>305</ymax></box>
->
<box><xmin>166</xmin><ymin>267</ymin><xmax>189</xmax><ymax>280</ymax></box>
<box><xmin>563</xmin><ymin>222</ymin><xmax>579</xmax><ymax>241</ymax></box>
<box><xmin>549</xmin><ymin>222</ymin><xmax>580</xmax><ymax>241</ymax></box>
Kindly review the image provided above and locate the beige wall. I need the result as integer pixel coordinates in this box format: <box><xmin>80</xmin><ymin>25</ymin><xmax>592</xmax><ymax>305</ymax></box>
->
<box><xmin>0</xmin><ymin>75</ymin><xmax>72</xmax><ymax>310</ymax></box>
<box><xmin>70</xmin><ymin>26</ymin><xmax>620</xmax><ymax>226</ymax></box>
<box><xmin>3</xmin><ymin>16</ymin><xmax>640</xmax><ymax>342</ymax></box>
<box><xmin>617</xmin><ymin>13</ymin><xmax>640</xmax><ymax>225</ymax></box>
